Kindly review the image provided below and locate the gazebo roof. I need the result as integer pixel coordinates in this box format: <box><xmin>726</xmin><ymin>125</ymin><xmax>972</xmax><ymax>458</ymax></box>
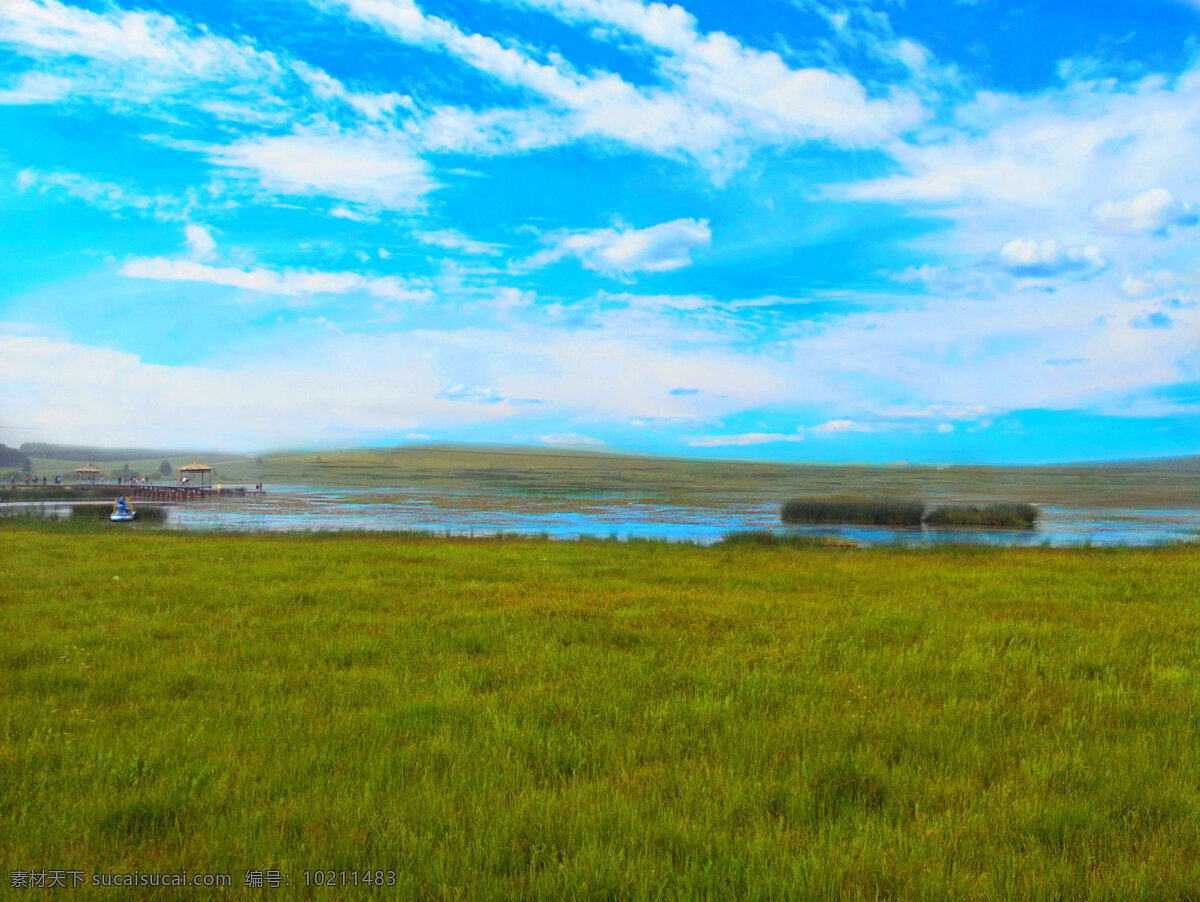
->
<box><xmin>75</xmin><ymin>465</ymin><xmax>101</xmax><ymax>474</ymax></box>
<box><xmin>178</xmin><ymin>460</ymin><xmax>213</xmax><ymax>472</ymax></box>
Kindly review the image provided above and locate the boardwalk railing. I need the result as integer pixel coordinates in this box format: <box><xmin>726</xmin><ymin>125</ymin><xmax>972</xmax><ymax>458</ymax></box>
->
<box><xmin>5</xmin><ymin>483</ymin><xmax>256</xmax><ymax>502</ymax></box>
<box><xmin>125</xmin><ymin>483</ymin><xmax>217</xmax><ymax>502</ymax></box>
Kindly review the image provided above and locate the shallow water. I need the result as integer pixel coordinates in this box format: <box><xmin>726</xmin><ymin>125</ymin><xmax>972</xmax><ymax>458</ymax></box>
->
<box><xmin>6</xmin><ymin>486</ymin><xmax>1196</xmax><ymax>547</ymax></box>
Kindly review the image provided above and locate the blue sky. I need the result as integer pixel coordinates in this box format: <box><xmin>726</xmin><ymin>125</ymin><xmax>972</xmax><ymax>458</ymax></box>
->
<box><xmin>1</xmin><ymin>0</ymin><xmax>1198</xmax><ymax>463</ymax></box>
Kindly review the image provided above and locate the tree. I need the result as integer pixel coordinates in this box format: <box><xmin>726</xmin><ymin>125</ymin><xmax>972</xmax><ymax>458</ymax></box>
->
<box><xmin>159</xmin><ymin>460</ymin><xmax>172</xmax><ymax>476</ymax></box>
<box><xmin>21</xmin><ymin>458</ymin><xmax>33</xmax><ymax>476</ymax></box>
<box><xmin>0</xmin><ymin>444</ymin><xmax>26</xmax><ymax>467</ymax></box>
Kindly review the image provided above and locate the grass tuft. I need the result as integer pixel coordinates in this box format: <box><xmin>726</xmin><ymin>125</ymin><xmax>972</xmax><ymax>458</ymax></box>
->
<box><xmin>717</xmin><ymin>530</ymin><xmax>854</xmax><ymax>548</ymax></box>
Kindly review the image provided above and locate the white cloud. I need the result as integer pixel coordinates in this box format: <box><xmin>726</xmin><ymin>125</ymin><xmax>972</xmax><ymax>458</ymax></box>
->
<box><xmin>784</xmin><ymin>279</ymin><xmax>1200</xmax><ymax>418</ymax></box>
<box><xmin>415</xmin><ymin>229</ymin><xmax>502</xmax><ymax>255</ymax></box>
<box><xmin>1092</xmin><ymin>188</ymin><xmax>1198</xmax><ymax>234</ymax></box>
<box><xmin>891</xmin><ymin>264</ymin><xmax>945</xmax><ymax>284</ymax></box>
<box><xmin>208</xmin><ymin>130</ymin><xmax>436</xmax><ymax>210</ymax></box>
<box><xmin>998</xmin><ymin>239</ymin><xmax>1106</xmax><ymax>279</ymax></box>
<box><xmin>0</xmin><ymin>330</ymin><xmax>500</xmax><ymax>449</ymax></box>
<box><xmin>1120</xmin><ymin>271</ymin><xmax>1177</xmax><ymax>299</ymax></box>
<box><xmin>4</xmin><ymin>265</ymin><xmax>1197</xmax><ymax>451</ymax></box>
<box><xmin>520</xmin><ymin>218</ymin><xmax>710</xmax><ymax>276</ymax></box>
<box><xmin>325</xmin><ymin>0</ymin><xmax>923</xmax><ymax>170</ymax></box>
<box><xmin>0</xmin><ymin>0</ymin><xmax>284</xmax><ymax>110</ymax></box>
<box><xmin>811</xmin><ymin>419</ymin><xmax>878</xmax><ymax>434</ymax></box>
<box><xmin>329</xmin><ymin>206</ymin><xmax>377</xmax><ymax>222</ymax></box>
<box><xmin>119</xmin><ymin>257</ymin><xmax>432</xmax><ymax>303</ymax></box>
<box><xmin>688</xmin><ymin>432</ymin><xmax>804</xmax><ymax>447</ymax></box>
<box><xmin>539</xmin><ymin>433</ymin><xmax>605</xmax><ymax>446</ymax></box>
<box><xmin>184</xmin><ymin>224</ymin><xmax>216</xmax><ymax>258</ymax></box>
<box><xmin>843</xmin><ymin>71</ymin><xmax>1200</xmax><ymax>218</ymax></box>
<box><xmin>514</xmin><ymin>0</ymin><xmax>926</xmax><ymax>148</ymax></box>
<box><xmin>0</xmin><ymin>0</ymin><xmax>274</xmax><ymax>75</ymax></box>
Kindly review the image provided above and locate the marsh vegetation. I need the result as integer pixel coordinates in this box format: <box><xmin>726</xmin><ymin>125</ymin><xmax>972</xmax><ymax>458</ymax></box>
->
<box><xmin>781</xmin><ymin>499</ymin><xmax>1040</xmax><ymax>529</ymax></box>
<box><xmin>925</xmin><ymin>502</ymin><xmax>1039</xmax><ymax>528</ymax></box>
<box><xmin>780</xmin><ymin>499</ymin><xmax>926</xmax><ymax>526</ymax></box>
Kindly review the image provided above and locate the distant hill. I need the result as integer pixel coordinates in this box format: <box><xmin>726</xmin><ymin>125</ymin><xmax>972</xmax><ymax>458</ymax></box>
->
<box><xmin>244</xmin><ymin>443</ymin><xmax>1200</xmax><ymax>509</ymax></box>
<box><xmin>1071</xmin><ymin>454</ymin><xmax>1200</xmax><ymax>472</ymax></box>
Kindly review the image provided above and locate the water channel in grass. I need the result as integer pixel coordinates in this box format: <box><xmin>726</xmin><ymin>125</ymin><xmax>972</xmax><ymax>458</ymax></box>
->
<box><xmin>5</xmin><ymin>484</ymin><xmax>1198</xmax><ymax>547</ymax></box>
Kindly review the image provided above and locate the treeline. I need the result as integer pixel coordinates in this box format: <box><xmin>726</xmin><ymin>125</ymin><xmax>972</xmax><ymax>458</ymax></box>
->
<box><xmin>0</xmin><ymin>444</ymin><xmax>30</xmax><ymax>469</ymax></box>
<box><xmin>21</xmin><ymin>443</ymin><xmax>175</xmax><ymax>462</ymax></box>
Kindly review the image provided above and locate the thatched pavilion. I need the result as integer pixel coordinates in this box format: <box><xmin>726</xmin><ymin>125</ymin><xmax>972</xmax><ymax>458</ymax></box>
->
<box><xmin>178</xmin><ymin>461</ymin><xmax>214</xmax><ymax>488</ymax></box>
<box><xmin>75</xmin><ymin>465</ymin><xmax>101</xmax><ymax>484</ymax></box>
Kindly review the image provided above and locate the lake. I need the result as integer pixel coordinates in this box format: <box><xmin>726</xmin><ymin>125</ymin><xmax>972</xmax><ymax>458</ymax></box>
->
<box><xmin>7</xmin><ymin>484</ymin><xmax>1198</xmax><ymax>546</ymax></box>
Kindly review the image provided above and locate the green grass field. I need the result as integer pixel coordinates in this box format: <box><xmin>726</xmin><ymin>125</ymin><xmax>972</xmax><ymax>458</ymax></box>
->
<box><xmin>4</xmin><ymin>523</ymin><xmax>1200</xmax><ymax>899</ymax></box>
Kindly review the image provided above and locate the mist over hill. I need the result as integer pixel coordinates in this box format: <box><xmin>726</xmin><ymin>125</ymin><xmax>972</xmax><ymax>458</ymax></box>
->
<box><xmin>19</xmin><ymin>443</ymin><xmax>231</xmax><ymax>463</ymax></box>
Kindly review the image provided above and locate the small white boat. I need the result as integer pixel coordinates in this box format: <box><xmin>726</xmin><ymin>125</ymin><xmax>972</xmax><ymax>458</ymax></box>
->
<box><xmin>111</xmin><ymin>497</ymin><xmax>136</xmax><ymax>522</ymax></box>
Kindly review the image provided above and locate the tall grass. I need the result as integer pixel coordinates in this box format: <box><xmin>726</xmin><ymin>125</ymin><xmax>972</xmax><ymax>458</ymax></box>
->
<box><xmin>69</xmin><ymin>503</ymin><xmax>168</xmax><ymax>524</ymax></box>
<box><xmin>717</xmin><ymin>530</ymin><xmax>856</xmax><ymax>548</ymax></box>
<box><xmin>926</xmin><ymin>502</ymin><xmax>1039</xmax><ymax>528</ymax></box>
<box><xmin>781</xmin><ymin>498</ymin><xmax>926</xmax><ymax>525</ymax></box>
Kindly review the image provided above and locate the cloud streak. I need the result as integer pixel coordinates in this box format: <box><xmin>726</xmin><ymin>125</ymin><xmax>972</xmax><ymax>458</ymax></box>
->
<box><xmin>119</xmin><ymin>258</ymin><xmax>432</xmax><ymax>303</ymax></box>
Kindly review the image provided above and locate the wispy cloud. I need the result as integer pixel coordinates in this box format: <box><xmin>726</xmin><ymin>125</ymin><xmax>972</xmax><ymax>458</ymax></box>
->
<box><xmin>539</xmin><ymin>433</ymin><xmax>604</xmax><ymax>446</ymax></box>
<box><xmin>437</xmin><ymin>384</ymin><xmax>504</xmax><ymax>403</ymax></box>
<box><xmin>0</xmin><ymin>70</ymin><xmax>71</xmax><ymax>103</ymax></box>
<box><xmin>16</xmin><ymin>168</ymin><xmax>192</xmax><ymax>221</ymax></box>
<box><xmin>0</xmin><ymin>0</ymin><xmax>285</xmax><ymax>109</ymax></box>
<box><xmin>416</xmin><ymin>229</ymin><xmax>502</xmax><ymax>255</ymax></box>
<box><xmin>518</xmin><ymin>218</ymin><xmax>710</xmax><ymax>276</ymax></box>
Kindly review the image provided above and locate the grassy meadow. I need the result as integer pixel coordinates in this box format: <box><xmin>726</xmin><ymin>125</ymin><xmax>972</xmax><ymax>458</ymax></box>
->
<box><xmin>4</xmin><ymin>522</ymin><xmax>1200</xmax><ymax>898</ymax></box>
<box><xmin>7</xmin><ymin>444</ymin><xmax>1200</xmax><ymax>513</ymax></box>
